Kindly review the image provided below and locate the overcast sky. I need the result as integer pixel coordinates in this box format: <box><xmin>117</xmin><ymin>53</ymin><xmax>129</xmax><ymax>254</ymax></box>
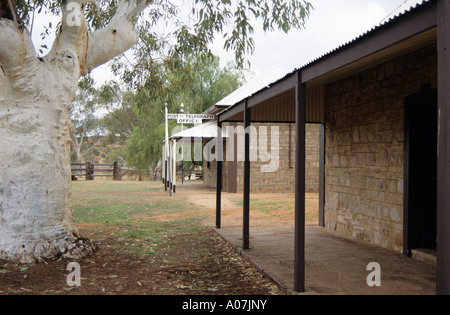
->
<box><xmin>211</xmin><ymin>0</ymin><xmax>425</xmax><ymax>77</ymax></box>
<box><xmin>32</xmin><ymin>0</ymin><xmax>425</xmax><ymax>85</ymax></box>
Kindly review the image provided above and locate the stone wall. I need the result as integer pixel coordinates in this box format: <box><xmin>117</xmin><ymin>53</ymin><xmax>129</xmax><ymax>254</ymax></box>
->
<box><xmin>324</xmin><ymin>44</ymin><xmax>437</xmax><ymax>252</ymax></box>
<box><xmin>235</xmin><ymin>123</ymin><xmax>320</xmax><ymax>194</ymax></box>
<box><xmin>203</xmin><ymin>154</ymin><xmax>220</xmax><ymax>188</ymax></box>
<box><xmin>204</xmin><ymin>123</ymin><xmax>321</xmax><ymax>194</ymax></box>
<box><xmin>305</xmin><ymin>124</ymin><xmax>321</xmax><ymax>193</ymax></box>
<box><xmin>203</xmin><ymin>142</ymin><xmax>229</xmax><ymax>191</ymax></box>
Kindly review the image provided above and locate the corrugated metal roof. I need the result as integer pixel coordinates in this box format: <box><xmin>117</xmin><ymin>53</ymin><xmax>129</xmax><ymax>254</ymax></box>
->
<box><xmin>298</xmin><ymin>0</ymin><xmax>433</xmax><ymax>70</ymax></box>
<box><xmin>215</xmin><ymin>65</ymin><xmax>291</xmax><ymax>107</ymax></box>
<box><xmin>171</xmin><ymin>121</ymin><xmax>228</xmax><ymax>141</ymax></box>
<box><xmin>218</xmin><ymin>0</ymin><xmax>434</xmax><ymax>113</ymax></box>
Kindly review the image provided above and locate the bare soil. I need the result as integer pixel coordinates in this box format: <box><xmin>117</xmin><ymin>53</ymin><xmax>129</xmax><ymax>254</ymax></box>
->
<box><xmin>0</xmin><ymin>181</ymin><xmax>318</xmax><ymax>295</ymax></box>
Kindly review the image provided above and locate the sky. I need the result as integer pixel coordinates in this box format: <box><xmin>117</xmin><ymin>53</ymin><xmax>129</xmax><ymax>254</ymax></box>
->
<box><xmin>31</xmin><ymin>0</ymin><xmax>425</xmax><ymax>85</ymax></box>
<box><xmin>210</xmin><ymin>0</ymin><xmax>425</xmax><ymax>77</ymax></box>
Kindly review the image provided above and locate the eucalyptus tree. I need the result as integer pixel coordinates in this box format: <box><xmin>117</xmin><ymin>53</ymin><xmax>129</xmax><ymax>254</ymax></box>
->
<box><xmin>0</xmin><ymin>0</ymin><xmax>312</xmax><ymax>263</ymax></box>
<box><xmin>70</xmin><ymin>76</ymin><xmax>105</xmax><ymax>163</ymax></box>
<box><xmin>123</xmin><ymin>53</ymin><xmax>245</xmax><ymax>176</ymax></box>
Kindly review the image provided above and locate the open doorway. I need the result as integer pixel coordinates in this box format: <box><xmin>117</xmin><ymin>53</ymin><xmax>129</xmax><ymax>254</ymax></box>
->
<box><xmin>404</xmin><ymin>86</ymin><xmax>438</xmax><ymax>257</ymax></box>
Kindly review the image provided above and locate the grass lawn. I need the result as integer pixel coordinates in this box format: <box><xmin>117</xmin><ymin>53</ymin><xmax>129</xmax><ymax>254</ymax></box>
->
<box><xmin>0</xmin><ymin>181</ymin><xmax>283</xmax><ymax>295</ymax></box>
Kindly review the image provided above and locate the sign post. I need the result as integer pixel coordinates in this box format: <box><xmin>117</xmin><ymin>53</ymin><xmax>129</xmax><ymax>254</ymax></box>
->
<box><xmin>164</xmin><ymin>110</ymin><xmax>215</xmax><ymax>194</ymax></box>
<box><xmin>165</xmin><ymin>103</ymin><xmax>172</xmax><ymax>196</ymax></box>
<box><xmin>180</xmin><ymin>103</ymin><xmax>184</xmax><ymax>185</ymax></box>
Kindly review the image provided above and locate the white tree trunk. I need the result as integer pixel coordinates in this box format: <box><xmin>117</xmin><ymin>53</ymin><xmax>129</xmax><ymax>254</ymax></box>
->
<box><xmin>0</xmin><ymin>0</ymin><xmax>150</xmax><ymax>263</ymax></box>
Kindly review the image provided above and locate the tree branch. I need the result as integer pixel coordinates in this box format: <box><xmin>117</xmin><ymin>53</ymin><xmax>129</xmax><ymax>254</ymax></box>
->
<box><xmin>0</xmin><ymin>19</ymin><xmax>36</xmax><ymax>77</ymax></box>
<box><xmin>46</xmin><ymin>0</ymin><xmax>89</xmax><ymax>73</ymax></box>
<box><xmin>83</xmin><ymin>0</ymin><xmax>152</xmax><ymax>75</ymax></box>
<box><xmin>0</xmin><ymin>0</ymin><xmax>21</xmax><ymax>25</ymax></box>
<box><xmin>0</xmin><ymin>0</ymin><xmax>31</xmax><ymax>71</ymax></box>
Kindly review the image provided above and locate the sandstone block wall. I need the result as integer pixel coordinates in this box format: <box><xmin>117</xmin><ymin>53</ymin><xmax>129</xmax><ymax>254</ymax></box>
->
<box><xmin>235</xmin><ymin>123</ymin><xmax>320</xmax><ymax>194</ymax></box>
<box><xmin>204</xmin><ymin>123</ymin><xmax>321</xmax><ymax>194</ymax></box>
<box><xmin>324</xmin><ymin>44</ymin><xmax>437</xmax><ymax>252</ymax></box>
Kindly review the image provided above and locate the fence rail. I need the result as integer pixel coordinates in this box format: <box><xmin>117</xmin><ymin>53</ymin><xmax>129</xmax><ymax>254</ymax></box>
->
<box><xmin>71</xmin><ymin>162</ymin><xmax>121</xmax><ymax>181</ymax></box>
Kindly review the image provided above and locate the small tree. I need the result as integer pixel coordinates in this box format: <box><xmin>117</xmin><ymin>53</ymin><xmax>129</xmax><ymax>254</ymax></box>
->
<box><xmin>70</xmin><ymin>76</ymin><xmax>104</xmax><ymax>163</ymax></box>
<box><xmin>123</xmin><ymin>54</ymin><xmax>246</xmax><ymax>173</ymax></box>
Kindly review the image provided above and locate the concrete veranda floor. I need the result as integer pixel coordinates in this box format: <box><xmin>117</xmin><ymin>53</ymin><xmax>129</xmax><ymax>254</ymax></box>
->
<box><xmin>177</xmin><ymin>182</ymin><xmax>437</xmax><ymax>295</ymax></box>
<box><xmin>214</xmin><ymin>225</ymin><xmax>436</xmax><ymax>295</ymax></box>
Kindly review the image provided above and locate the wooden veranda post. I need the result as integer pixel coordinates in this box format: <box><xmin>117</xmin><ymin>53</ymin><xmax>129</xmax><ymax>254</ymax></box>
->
<box><xmin>216</xmin><ymin>121</ymin><xmax>223</xmax><ymax>229</ymax></box>
<box><xmin>294</xmin><ymin>73</ymin><xmax>306</xmax><ymax>293</ymax></box>
<box><xmin>243</xmin><ymin>100</ymin><xmax>251</xmax><ymax>250</ymax></box>
<box><xmin>173</xmin><ymin>139</ymin><xmax>177</xmax><ymax>193</ymax></box>
<box><xmin>437</xmin><ymin>0</ymin><xmax>450</xmax><ymax>296</ymax></box>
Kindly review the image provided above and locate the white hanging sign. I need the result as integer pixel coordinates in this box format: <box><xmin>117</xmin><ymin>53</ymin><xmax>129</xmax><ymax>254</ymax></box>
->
<box><xmin>167</xmin><ymin>114</ymin><xmax>215</xmax><ymax>121</ymax></box>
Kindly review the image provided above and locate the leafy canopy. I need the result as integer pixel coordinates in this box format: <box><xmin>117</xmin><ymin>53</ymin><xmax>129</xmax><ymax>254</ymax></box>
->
<box><xmin>13</xmin><ymin>0</ymin><xmax>313</xmax><ymax>70</ymax></box>
<box><xmin>11</xmin><ymin>0</ymin><xmax>313</xmax><ymax>171</ymax></box>
<box><xmin>108</xmin><ymin>54</ymin><xmax>246</xmax><ymax>171</ymax></box>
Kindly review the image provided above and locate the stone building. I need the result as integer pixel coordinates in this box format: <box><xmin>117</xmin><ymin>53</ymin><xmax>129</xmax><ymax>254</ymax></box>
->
<box><xmin>203</xmin><ymin>123</ymin><xmax>320</xmax><ymax>194</ymax></box>
<box><xmin>214</xmin><ymin>0</ymin><xmax>450</xmax><ymax>294</ymax></box>
<box><xmin>324</xmin><ymin>43</ymin><xmax>437</xmax><ymax>252</ymax></box>
<box><xmin>177</xmin><ymin>66</ymin><xmax>321</xmax><ymax>195</ymax></box>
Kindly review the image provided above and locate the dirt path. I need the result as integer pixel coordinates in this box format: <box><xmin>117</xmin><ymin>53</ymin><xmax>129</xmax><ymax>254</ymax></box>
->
<box><xmin>179</xmin><ymin>182</ymin><xmax>319</xmax><ymax>229</ymax></box>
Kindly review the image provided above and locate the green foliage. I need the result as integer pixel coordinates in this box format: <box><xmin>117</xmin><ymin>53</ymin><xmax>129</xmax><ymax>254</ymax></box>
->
<box><xmin>101</xmin><ymin>91</ymin><xmax>139</xmax><ymax>141</ymax></box>
<box><xmin>194</xmin><ymin>0</ymin><xmax>313</xmax><ymax>65</ymax></box>
<box><xmin>14</xmin><ymin>0</ymin><xmax>62</xmax><ymax>26</ymax></box>
<box><xmin>15</xmin><ymin>0</ymin><xmax>120</xmax><ymax>31</ymax></box>
<box><xmin>98</xmin><ymin>52</ymin><xmax>245</xmax><ymax>172</ymax></box>
<box><xmin>14</xmin><ymin>0</ymin><xmax>312</xmax><ymax>170</ymax></box>
<box><xmin>70</xmin><ymin>75</ymin><xmax>105</xmax><ymax>162</ymax></box>
<box><xmin>118</xmin><ymin>53</ymin><xmax>245</xmax><ymax>172</ymax></box>
<box><xmin>14</xmin><ymin>0</ymin><xmax>312</xmax><ymax>68</ymax></box>
<box><xmin>185</xmin><ymin>56</ymin><xmax>245</xmax><ymax>113</ymax></box>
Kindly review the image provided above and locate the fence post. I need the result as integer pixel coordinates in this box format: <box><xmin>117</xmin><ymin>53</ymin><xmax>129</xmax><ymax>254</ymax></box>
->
<box><xmin>113</xmin><ymin>162</ymin><xmax>121</xmax><ymax>181</ymax></box>
<box><xmin>85</xmin><ymin>162</ymin><xmax>89</xmax><ymax>181</ymax></box>
<box><xmin>86</xmin><ymin>162</ymin><xmax>94</xmax><ymax>181</ymax></box>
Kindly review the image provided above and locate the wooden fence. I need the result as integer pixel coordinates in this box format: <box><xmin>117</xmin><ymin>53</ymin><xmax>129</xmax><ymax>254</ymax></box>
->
<box><xmin>71</xmin><ymin>162</ymin><xmax>121</xmax><ymax>181</ymax></box>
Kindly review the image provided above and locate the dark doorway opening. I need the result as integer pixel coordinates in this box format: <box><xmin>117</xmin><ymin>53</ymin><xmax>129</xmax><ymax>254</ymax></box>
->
<box><xmin>404</xmin><ymin>86</ymin><xmax>438</xmax><ymax>256</ymax></box>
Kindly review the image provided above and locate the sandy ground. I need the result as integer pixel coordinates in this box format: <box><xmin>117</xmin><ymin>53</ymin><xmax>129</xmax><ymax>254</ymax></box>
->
<box><xmin>178</xmin><ymin>182</ymin><xmax>318</xmax><ymax>229</ymax></box>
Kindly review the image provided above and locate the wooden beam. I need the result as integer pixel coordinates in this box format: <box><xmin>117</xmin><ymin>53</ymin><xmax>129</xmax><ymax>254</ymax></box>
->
<box><xmin>247</xmin><ymin>73</ymin><xmax>297</xmax><ymax>109</ymax></box>
<box><xmin>243</xmin><ymin>101</ymin><xmax>251</xmax><ymax>250</ymax></box>
<box><xmin>437</xmin><ymin>0</ymin><xmax>450</xmax><ymax>296</ymax></box>
<box><xmin>219</xmin><ymin>101</ymin><xmax>245</xmax><ymax>123</ymax></box>
<box><xmin>216</xmin><ymin>121</ymin><xmax>223</xmax><ymax>229</ymax></box>
<box><xmin>294</xmin><ymin>73</ymin><xmax>306</xmax><ymax>293</ymax></box>
<box><xmin>319</xmin><ymin>124</ymin><xmax>325</xmax><ymax>228</ymax></box>
<box><xmin>172</xmin><ymin>139</ymin><xmax>177</xmax><ymax>193</ymax></box>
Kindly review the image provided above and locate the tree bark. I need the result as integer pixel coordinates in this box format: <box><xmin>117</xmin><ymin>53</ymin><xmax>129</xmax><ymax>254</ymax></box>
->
<box><xmin>0</xmin><ymin>0</ymin><xmax>150</xmax><ymax>263</ymax></box>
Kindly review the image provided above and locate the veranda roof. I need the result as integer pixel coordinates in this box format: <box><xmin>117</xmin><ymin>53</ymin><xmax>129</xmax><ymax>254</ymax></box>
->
<box><xmin>170</xmin><ymin>121</ymin><xmax>228</xmax><ymax>141</ymax></box>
